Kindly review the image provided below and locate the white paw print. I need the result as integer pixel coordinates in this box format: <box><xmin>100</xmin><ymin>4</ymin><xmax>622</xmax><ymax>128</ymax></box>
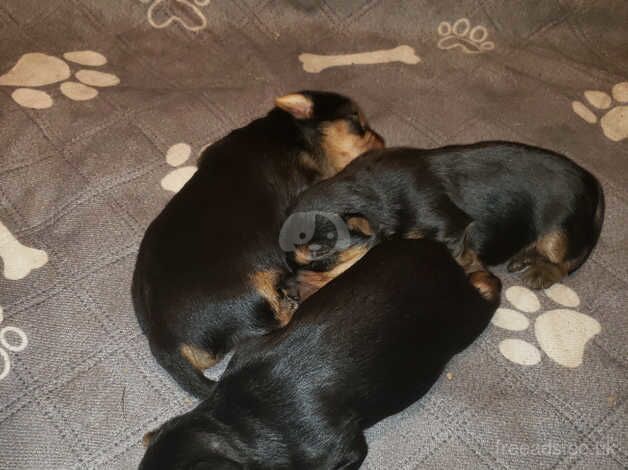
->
<box><xmin>572</xmin><ymin>81</ymin><xmax>628</xmax><ymax>142</ymax></box>
<box><xmin>492</xmin><ymin>284</ymin><xmax>601</xmax><ymax>368</ymax></box>
<box><xmin>0</xmin><ymin>306</ymin><xmax>29</xmax><ymax>381</ymax></box>
<box><xmin>0</xmin><ymin>51</ymin><xmax>120</xmax><ymax>109</ymax></box>
<box><xmin>160</xmin><ymin>143</ymin><xmax>198</xmax><ymax>193</ymax></box>
<box><xmin>437</xmin><ymin>18</ymin><xmax>495</xmax><ymax>54</ymax></box>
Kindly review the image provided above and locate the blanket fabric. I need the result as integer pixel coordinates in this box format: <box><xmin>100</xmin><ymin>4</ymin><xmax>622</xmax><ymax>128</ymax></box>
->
<box><xmin>0</xmin><ymin>1</ymin><xmax>626</xmax><ymax>468</ymax></box>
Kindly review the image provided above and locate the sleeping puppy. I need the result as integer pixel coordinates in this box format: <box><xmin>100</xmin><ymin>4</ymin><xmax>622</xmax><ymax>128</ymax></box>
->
<box><xmin>140</xmin><ymin>239</ymin><xmax>501</xmax><ymax>470</ymax></box>
<box><xmin>282</xmin><ymin>142</ymin><xmax>604</xmax><ymax>297</ymax></box>
<box><xmin>132</xmin><ymin>91</ymin><xmax>384</xmax><ymax>398</ymax></box>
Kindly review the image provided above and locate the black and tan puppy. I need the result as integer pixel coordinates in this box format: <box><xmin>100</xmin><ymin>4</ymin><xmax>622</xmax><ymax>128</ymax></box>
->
<box><xmin>283</xmin><ymin>142</ymin><xmax>604</xmax><ymax>297</ymax></box>
<box><xmin>140</xmin><ymin>239</ymin><xmax>501</xmax><ymax>469</ymax></box>
<box><xmin>132</xmin><ymin>91</ymin><xmax>384</xmax><ymax>398</ymax></box>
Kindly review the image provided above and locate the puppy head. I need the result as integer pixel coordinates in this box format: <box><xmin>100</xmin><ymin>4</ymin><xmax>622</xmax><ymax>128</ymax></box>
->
<box><xmin>279</xmin><ymin>210</ymin><xmax>376</xmax><ymax>300</ymax></box>
<box><xmin>279</xmin><ymin>211</ymin><xmax>375</xmax><ymax>268</ymax></box>
<box><xmin>140</xmin><ymin>412</ymin><xmax>243</xmax><ymax>470</ymax></box>
<box><xmin>275</xmin><ymin>91</ymin><xmax>384</xmax><ymax>176</ymax></box>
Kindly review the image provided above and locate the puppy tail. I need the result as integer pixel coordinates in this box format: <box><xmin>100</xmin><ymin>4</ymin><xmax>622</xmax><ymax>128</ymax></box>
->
<box><xmin>155</xmin><ymin>348</ymin><xmax>217</xmax><ymax>400</ymax></box>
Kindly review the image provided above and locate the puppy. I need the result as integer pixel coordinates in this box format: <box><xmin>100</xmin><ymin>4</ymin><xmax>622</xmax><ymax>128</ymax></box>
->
<box><xmin>283</xmin><ymin>142</ymin><xmax>604</xmax><ymax>296</ymax></box>
<box><xmin>140</xmin><ymin>239</ymin><xmax>501</xmax><ymax>469</ymax></box>
<box><xmin>132</xmin><ymin>91</ymin><xmax>384</xmax><ymax>398</ymax></box>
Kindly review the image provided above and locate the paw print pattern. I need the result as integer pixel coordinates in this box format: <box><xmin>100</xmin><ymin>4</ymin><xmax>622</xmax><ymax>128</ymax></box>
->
<box><xmin>492</xmin><ymin>283</ymin><xmax>601</xmax><ymax>368</ymax></box>
<box><xmin>160</xmin><ymin>143</ymin><xmax>198</xmax><ymax>193</ymax></box>
<box><xmin>437</xmin><ymin>18</ymin><xmax>495</xmax><ymax>54</ymax></box>
<box><xmin>572</xmin><ymin>81</ymin><xmax>628</xmax><ymax>142</ymax></box>
<box><xmin>0</xmin><ymin>51</ymin><xmax>120</xmax><ymax>109</ymax></box>
<box><xmin>0</xmin><ymin>306</ymin><xmax>29</xmax><ymax>381</ymax></box>
<box><xmin>140</xmin><ymin>0</ymin><xmax>211</xmax><ymax>32</ymax></box>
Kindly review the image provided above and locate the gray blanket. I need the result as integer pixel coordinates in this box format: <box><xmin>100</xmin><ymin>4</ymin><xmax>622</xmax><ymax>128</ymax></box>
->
<box><xmin>0</xmin><ymin>1</ymin><xmax>626</xmax><ymax>468</ymax></box>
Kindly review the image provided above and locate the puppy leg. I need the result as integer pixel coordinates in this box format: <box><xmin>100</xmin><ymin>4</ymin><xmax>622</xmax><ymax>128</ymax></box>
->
<box><xmin>455</xmin><ymin>237</ymin><xmax>486</xmax><ymax>275</ymax></box>
<box><xmin>518</xmin><ymin>231</ymin><xmax>569</xmax><ymax>289</ymax></box>
<box><xmin>421</xmin><ymin>197</ymin><xmax>488</xmax><ymax>275</ymax></box>
<box><xmin>180</xmin><ymin>343</ymin><xmax>217</xmax><ymax>371</ymax></box>
<box><xmin>447</xmin><ymin>221</ymin><xmax>504</xmax><ymax>300</ymax></box>
<box><xmin>452</xmin><ymin>222</ymin><xmax>491</xmax><ymax>276</ymax></box>
<box><xmin>154</xmin><ymin>345</ymin><xmax>218</xmax><ymax>399</ymax></box>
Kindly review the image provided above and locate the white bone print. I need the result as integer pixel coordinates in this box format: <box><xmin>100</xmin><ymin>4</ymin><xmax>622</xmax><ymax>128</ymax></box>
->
<box><xmin>299</xmin><ymin>45</ymin><xmax>421</xmax><ymax>73</ymax></box>
<box><xmin>0</xmin><ymin>220</ymin><xmax>48</xmax><ymax>280</ymax></box>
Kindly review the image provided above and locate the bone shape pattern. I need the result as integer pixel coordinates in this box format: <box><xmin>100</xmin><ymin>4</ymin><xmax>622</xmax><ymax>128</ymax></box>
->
<box><xmin>299</xmin><ymin>45</ymin><xmax>421</xmax><ymax>73</ymax></box>
<box><xmin>0</xmin><ymin>220</ymin><xmax>48</xmax><ymax>280</ymax></box>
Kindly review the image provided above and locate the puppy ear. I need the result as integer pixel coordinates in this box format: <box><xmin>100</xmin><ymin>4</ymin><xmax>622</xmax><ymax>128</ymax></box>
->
<box><xmin>345</xmin><ymin>216</ymin><xmax>374</xmax><ymax>237</ymax></box>
<box><xmin>275</xmin><ymin>93</ymin><xmax>313</xmax><ymax>119</ymax></box>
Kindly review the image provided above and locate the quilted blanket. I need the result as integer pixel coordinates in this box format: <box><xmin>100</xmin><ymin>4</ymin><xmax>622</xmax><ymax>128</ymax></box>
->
<box><xmin>0</xmin><ymin>1</ymin><xmax>626</xmax><ymax>468</ymax></box>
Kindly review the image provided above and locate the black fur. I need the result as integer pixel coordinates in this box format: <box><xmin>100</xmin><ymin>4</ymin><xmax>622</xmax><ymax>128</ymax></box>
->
<box><xmin>139</xmin><ymin>239</ymin><xmax>501</xmax><ymax>470</ymax></box>
<box><xmin>287</xmin><ymin>142</ymin><xmax>604</xmax><ymax>289</ymax></box>
<box><xmin>132</xmin><ymin>91</ymin><xmax>383</xmax><ymax>398</ymax></box>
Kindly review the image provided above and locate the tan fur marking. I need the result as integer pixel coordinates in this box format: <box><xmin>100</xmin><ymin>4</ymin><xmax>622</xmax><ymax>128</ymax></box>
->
<box><xmin>298</xmin><ymin>152</ymin><xmax>321</xmax><ymax>174</ymax></box>
<box><xmin>536</xmin><ymin>231</ymin><xmax>568</xmax><ymax>265</ymax></box>
<box><xmin>403</xmin><ymin>228</ymin><xmax>424</xmax><ymax>239</ymax></box>
<box><xmin>250</xmin><ymin>270</ymin><xmax>296</xmax><ymax>327</ymax></box>
<box><xmin>250</xmin><ymin>269</ymin><xmax>282</xmax><ymax>314</ymax></box>
<box><xmin>469</xmin><ymin>271</ymin><xmax>501</xmax><ymax>303</ymax></box>
<box><xmin>274</xmin><ymin>300</ymin><xmax>297</xmax><ymax>327</ymax></box>
<box><xmin>179</xmin><ymin>344</ymin><xmax>216</xmax><ymax>372</ymax></box>
<box><xmin>455</xmin><ymin>248</ymin><xmax>485</xmax><ymax>274</ymax></box>
<box><xmin>297</xmin><ymin>244</ymin><xmax>370</xmax><ymax>300</ymax></box>
<box><xmin>143</xmin><ymin>430</ymin><xmax>156</xmax><ymax>448</ymax></box>
<box><xmin>346</xmin><ymin>216</ymin><xmax>374</xmax><ymax>236</ymax></box>
<box><xmin>336</xmin><ymin>243</ymin><xmax>370</xmax><ymax>267</ymax></box>
<box><xmin>321</xmin><ymin>120</ymin><xmax>383</xmax><ymax>172</ymax></box>
<box><xmin>293</xmin><ymin>245</ymin><xmax>312</xmax><ymax>265</ymax></box>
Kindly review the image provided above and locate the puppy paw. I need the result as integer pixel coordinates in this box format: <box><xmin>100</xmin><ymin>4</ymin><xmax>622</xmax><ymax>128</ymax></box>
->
<box><xmin>520</xmin><ymin>261</ymin><xmax>564</xmax><ymax>289</ymax></box>
<box><xmin>276</xmin><ymin>295</ymin><xmax>299</xmax><ymax>327</ymax></box>
<box><xmin>507</xmin><ymin>254</ymin><xmax>534</xmax><ymax>273</ymax></box>
<box><xmin>469</xmin><ymin>270</ymin><xmax>502</xmax><ymax>303</ymax></box>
